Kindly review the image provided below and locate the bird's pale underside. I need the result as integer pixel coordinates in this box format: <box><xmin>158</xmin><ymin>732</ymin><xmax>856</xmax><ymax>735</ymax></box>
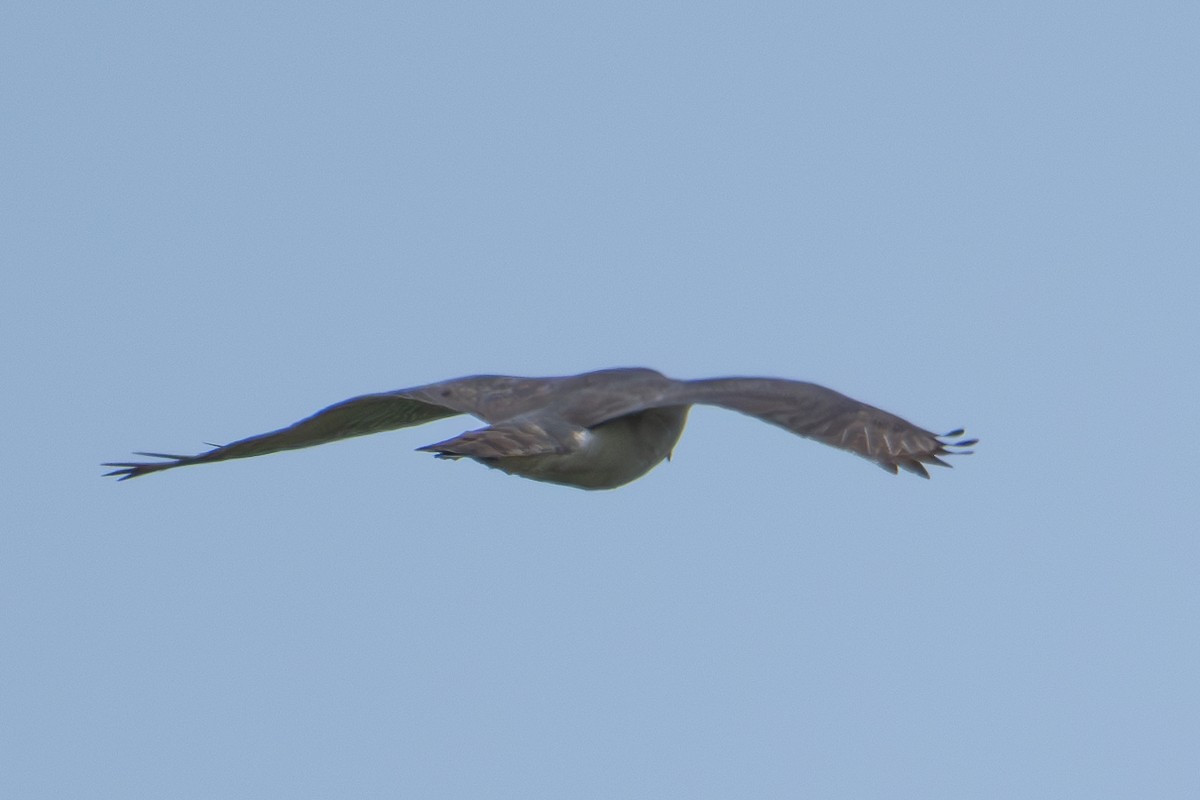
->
<box><xmin>103</xmin><ymin>368</ymin><xmax>977</xmax><ymax>490</ymax></box>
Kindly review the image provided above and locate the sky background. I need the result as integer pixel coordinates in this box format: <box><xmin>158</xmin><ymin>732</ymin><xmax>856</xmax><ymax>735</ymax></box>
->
<box><xmin>3</xmin><ymin>2</ymin><xmax>1198</xmax><ymax>797</ymax></box>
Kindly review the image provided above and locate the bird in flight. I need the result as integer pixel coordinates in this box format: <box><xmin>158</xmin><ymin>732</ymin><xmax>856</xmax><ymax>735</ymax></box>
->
<box><xmin>104</xmin><ymin>367</ymin><xmax>976</xmax><ymax>490</ymax></box>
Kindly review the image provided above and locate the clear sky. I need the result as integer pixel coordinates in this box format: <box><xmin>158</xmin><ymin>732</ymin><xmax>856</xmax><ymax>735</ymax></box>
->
<box><xmin>3</xmin><ymin>2</ymin><xmax>1198</xmax><ymax>797</ymax></box>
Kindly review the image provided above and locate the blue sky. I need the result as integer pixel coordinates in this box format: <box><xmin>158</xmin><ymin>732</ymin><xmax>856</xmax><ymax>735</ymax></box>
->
<box><xmin>3</xmin><ymin>2</ymin><xmax>1198</xmax><ymax>797</ymax></box>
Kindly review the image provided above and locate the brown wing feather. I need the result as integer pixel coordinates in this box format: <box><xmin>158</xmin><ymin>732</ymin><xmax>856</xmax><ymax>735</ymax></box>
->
<box><xmin>103</xmin><ymin>392</ymin><xmax>461</xmax><ymax>480</ymax></box>
<box><xmin>677</xmin><ymin>378</ymin><xmax>976</xmax><ymax>478</ymax></box>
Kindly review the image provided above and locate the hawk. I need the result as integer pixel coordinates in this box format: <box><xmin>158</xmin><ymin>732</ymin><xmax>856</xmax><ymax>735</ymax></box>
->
<box><xmin>104</xmin><ymin>367</ymin><xmax>976</xmax><ymax>489</ymax></box>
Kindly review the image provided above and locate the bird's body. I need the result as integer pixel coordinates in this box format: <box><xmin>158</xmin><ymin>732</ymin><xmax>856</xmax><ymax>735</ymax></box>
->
<box><xmin>444</xmin><ymin>405</ymin><xmax>690</xmax><ymax>489</ymax></box>
<box><xmin>104</xmin><ymin>367</ymin><xmax>975</xmax><ymax>489</ymax></box>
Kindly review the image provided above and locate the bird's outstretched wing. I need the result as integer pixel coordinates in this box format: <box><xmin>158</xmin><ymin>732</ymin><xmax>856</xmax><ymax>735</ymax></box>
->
<box><xmin>103</xmin><ymin>391</ymin><xmax>463</xmax><ymax>480</ymax></box>
<box><xmin>672</xmin><ymin>378</ymin><xmax>977</xmax><ymax>478</ymax></box>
